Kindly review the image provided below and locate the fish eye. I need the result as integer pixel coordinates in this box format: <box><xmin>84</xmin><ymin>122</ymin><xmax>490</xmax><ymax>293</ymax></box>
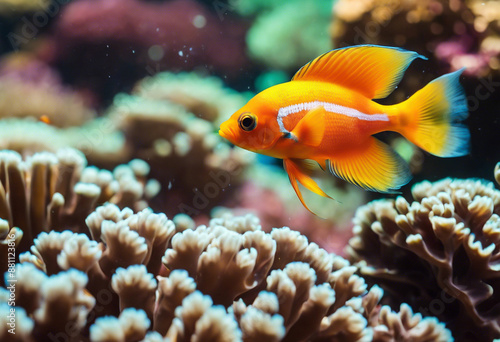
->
<box><xmin>238</xmin><ymin>113</ymin><xmax>257</xmax><ymax>131</ymax></box>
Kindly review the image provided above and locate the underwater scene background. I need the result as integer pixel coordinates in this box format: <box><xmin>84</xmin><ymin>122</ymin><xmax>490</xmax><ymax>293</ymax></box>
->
<box><xmin>0</xmin><ymin>0</ymin><xmax>499</xmax><ymax>341</ymax></box>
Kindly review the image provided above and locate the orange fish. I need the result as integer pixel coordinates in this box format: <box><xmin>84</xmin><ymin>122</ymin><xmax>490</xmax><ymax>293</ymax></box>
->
<box><xmin>219</xmin><ymin>45</ymin><xmax>469</xmax><ymax>214</ymax></box>
<box><xmin>39</xmin><ymin>115</ymin><xmax>51</xmax><ymax>125</ymax></box>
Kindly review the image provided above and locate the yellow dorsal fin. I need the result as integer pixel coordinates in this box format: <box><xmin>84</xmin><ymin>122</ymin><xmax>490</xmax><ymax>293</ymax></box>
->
<box><xmin>290</xmin><ymin>106</ymin><xmax>326</xmax><ymax>147</ymax></box>
<box><xmin>324</xmin><ymin>138</ymin><xmax>412</xmax><ymax>192</ymax></box>
<box><xmin>283</xmin><ymin>158</ymin><xmax>334</xmax><ymax>216</ymax></box>
<box><xmin>292</xmin><ymin>45</ymin><xmax>426</xmax><ymax>99</ymax></box>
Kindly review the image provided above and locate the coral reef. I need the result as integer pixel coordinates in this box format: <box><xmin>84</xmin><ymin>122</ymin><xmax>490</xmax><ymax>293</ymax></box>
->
<box><xmin>0</xmin><ymin>148</ymin><xmax>157</xmax><ymax>285</ymax></box>
<box><xmin>2</xmin><ymin>2</ymin><xmax>496</xmax><ymax>340</ymax></box>
<box><xmin>236</xmin><ymin>0</ymin><xmax>333</xmax><ymax>70</ymax></box>
<box><xmin>348</xmin><ymin>173</ymin><xmax>500</xmax><ymax>341</ymax></box>
<box><xmin>3</xmin><ymin>206</ymin><xmax>451</xmax><ymax>341</ymax></box>
<box><xmin>0</xmin><ymin>71</ymin><xmax>251</xmax><ymax>217</ymax></box>
<box><xmin>331</xmin><ymin>0</ymin><xmax>500</xmax><ymax>79</ymax></box>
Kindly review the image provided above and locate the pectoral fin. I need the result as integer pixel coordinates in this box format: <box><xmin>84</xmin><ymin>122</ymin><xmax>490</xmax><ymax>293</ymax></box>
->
<box><xmin>283</xmin><ymin>158</ymin><xmax>333</xmax><ymax>216</ymax></box>
<box><xmin>287</xmin><ymin>106</ymin><xmax>326</xmax><ymax>147</ymax></box>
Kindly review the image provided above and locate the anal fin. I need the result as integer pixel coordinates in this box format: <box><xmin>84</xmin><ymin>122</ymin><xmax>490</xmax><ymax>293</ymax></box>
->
<box><xmin>283</xmin><ymin>158</ymin><xmax>333</xmax><ymax>216</ymax></box>
<box><xmin>325</xmin><ymin>138</ymin><xmax>412</xmax><ymax>193</ymax></box>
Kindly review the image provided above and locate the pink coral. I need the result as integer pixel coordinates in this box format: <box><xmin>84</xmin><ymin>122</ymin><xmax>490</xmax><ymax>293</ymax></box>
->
<box><xmin>45</xmin><ymin>0</ymin><xmax>249</xmax><ymax>100</ymax></box>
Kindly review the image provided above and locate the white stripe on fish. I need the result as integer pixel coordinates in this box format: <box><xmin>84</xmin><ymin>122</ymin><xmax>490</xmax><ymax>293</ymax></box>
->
<box><xmin>277</xmin><ymin>101</ymin><xmax>388</xmax><ymax>133</ymax></box>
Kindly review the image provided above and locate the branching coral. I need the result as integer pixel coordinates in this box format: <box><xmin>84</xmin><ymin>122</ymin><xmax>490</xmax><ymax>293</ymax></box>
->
<box><xmin>159</xmin><ymin>216</ymin><xmax>450</xmax><ymax>341</ymax></box>
<box><xmin>0</xmin><ymin>148</ymin><xmax>157</xmax><ymax>284</ymax></box>
<box><xmin>348</xmin><ymin>176</ymin><xmax>500</xmax><ymax>341</ymax></box>
<box><xmin>5</xmin><ymin>206</ymin><xmax>451</xmax><ymax>341</ymax></box>
<box><xmin>18</xmin><ymin>204</ymin><xmax>175</xmax><ymax>327</ymax></box>
<box><xmin>0</xmin><ymin>304</ymin><xmax>34</xmax><ymax>342</ymax></box>
<box><xmin>90</xmin><ymin>307</ymin><xmax>151</xmax><ymax>342</ymax></box>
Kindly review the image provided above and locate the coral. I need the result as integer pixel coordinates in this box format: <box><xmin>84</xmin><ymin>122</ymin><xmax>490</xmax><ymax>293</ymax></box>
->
<box><xmin>348</xmin><ymin>176</ymin><xmax>500</xmax><ymax>341</ymax></box>
<box><xmin>0</xmin><ymin>304</ymin><xmax>34</xmax><ymax>342</ymax></box>
<box><xmin>132</xmin><ymin>71</ymin><xmax>250</xmax><ymax>125</ymax></box>
<box><xmin>331</xmin><ymin>0</ymin><xmax>500</xmax><ymax>79</ymax></box>
<box><xmin>3</xmin><ymin>264</ymin><xmax>94</xmax><ymax>341</ymax></box>
<box><xmin>42</xmin><ymin>0</ymin><xmax>249</xmax><ymax>102</ymax></box>
<box><xmin>109</xmin><ymin>71</ymin><xmax>252</xmax><ymax>217</ymax></box>
<box><xmin>32</xmin><ymin>269</ymin><xmax>95</xmax><ymax>338</ymax></box>
<box><xmin>90</xmin><ymin>308</ymin><xmax>151</xmax><ymax>342</ymax></box>
<box><xmin>0</xmin><ymin>119</ymin><xmax>69</xmax><ymax>155</ymax></box>
<box><xmin>17</xmin><ymin>203</ymin><xmax>176</xmax><ymax>327</ymax></box>
<box><xmin>0</xmin><ymin>148</ymin><xmax>157</xmax><ymax>283</ymax></box>
<box><xmin>0</xmin><ymin>71</ymin><xmax>248</xmax><ymax>167</ymax></box>
<box><xmin>371</xmin><ymin>302</ymin><xmax>453</xmax><ymax>341</ymax></box>
<box><xmin>436</xmin><ymin>0</ymin><xmax>500</xmax><ymax>78</ymax></box>
<box><xmin>0</xmin><ymin>71</ymin><xmax>251</xmax><ymax>217</ymax></box>
<box><xmin>6</xmin><ymin>207</ymin><xmax>451</xmax><ymax>341</ymax></box>
<box><xmin>0</xmin><ymin>118</ymin><xmax>126</xmax><ymax>165</ymax></box>
<box><xmin>0</xmin><ymin>55</ymin><xmax>95</xmax><ymax>127</ymax></box>
<box><xmin>239</xmin><ymin>0</ymin><xmax>333</xmax><ymax>70</ymax></box>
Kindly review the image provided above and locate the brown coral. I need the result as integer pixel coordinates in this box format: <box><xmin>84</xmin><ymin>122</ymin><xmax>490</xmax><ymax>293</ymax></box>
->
<box><xmin>17</xmin><ymin>204</ymin><xmax>176</xmax><ymax>334</ymax></box>
<box><xmin>5</xmin><ymin>264</ymin><xmax>95</xmax><ymax>341</ymax></box>
<box><xmin>348</xmin><ymin>177</ymin><xmax>500</xmax><ymax>341</ymax></box>
<box><xmin>5</xmin><ymin>206</ymin><xmax>452</xmax><ymax>341</ymax></box>
<box><xmin>0</xmin><ymin>148</ymin><xmax>157</xmax><ymax>284</ymax></box>
<box><xmin>158</xmin><ymin>213</ymin><xmax>451</xmax><ymax>341</ymax></box>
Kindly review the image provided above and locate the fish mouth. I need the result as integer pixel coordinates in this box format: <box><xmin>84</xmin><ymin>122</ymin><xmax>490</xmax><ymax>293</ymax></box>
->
<box><xmin>218</xmin><ymin>126</ymin><xmax>235</xmax><ymax>144</ymax></box>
